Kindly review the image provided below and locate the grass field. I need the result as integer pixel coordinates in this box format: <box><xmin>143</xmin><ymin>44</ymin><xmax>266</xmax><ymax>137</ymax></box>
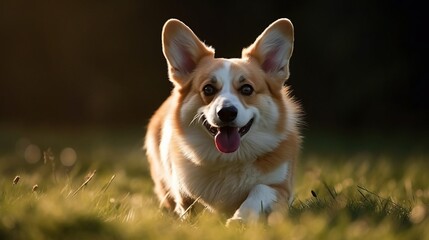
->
<box><xmin>0</xmin><ymin>127</ymin><xmax>428</xmax><ymax>239</ymax></box>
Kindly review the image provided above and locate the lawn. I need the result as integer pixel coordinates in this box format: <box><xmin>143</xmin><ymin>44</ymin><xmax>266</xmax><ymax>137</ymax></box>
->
<box><xmin>0</xmin><ymin>126</ymin><xmax>428</xmax><ymax>239</ymax></box>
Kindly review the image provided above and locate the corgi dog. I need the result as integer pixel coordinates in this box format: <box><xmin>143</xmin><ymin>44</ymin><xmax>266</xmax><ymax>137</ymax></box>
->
<box><xmin>145</xmin><ymin>18</ymin><xmax>301</xmax><ymax>224</ymax></box>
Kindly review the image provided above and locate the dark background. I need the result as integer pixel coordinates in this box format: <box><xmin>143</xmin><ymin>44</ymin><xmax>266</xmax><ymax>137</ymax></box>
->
<box><xmin>1</xmin><ymin>0</ymin><xmax>428</xmax><ymax>134</ymax></box>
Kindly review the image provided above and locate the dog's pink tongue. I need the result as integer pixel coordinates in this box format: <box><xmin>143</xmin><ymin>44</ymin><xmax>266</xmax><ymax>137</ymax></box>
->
<box><xmin>214</xmin><ymin>127</ymin><xmax>240</xmax><ymax>153</ymax></box>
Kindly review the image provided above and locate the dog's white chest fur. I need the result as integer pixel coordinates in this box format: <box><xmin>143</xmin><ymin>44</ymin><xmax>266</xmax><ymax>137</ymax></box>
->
<box><xmin>175</xmin><ymin>159</ymin><xmax>289</xmax><ymax>212</ymax></box>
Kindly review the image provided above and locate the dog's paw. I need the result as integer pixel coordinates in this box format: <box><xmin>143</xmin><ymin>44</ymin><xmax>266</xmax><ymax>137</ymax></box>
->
<box><xmin>227</xmin><ymin>207</ymin><xmax>262</xmax><ymax>226</ymax></box>
<box><xmin>226</xmin><ymin>217</ymin><xmax>244</xmax><ymax>228</ymax></box>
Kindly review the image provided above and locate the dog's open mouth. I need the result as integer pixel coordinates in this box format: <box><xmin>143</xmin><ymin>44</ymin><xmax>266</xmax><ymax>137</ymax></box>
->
<box><xmin>203</xmin><ymin>117</ymin><xmax>254</xmax><ymax>153</ymax></box>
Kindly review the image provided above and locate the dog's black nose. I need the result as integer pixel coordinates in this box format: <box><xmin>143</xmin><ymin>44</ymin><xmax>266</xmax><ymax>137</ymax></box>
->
<box><xmin>217</xmin><ymin>106</ymin><xmax>238</xmax><ymax>123</ymax></box>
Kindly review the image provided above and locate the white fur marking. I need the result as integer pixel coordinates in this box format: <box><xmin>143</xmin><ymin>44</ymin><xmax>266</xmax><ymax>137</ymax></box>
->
<box><xmin>216</xmin><ymin>61</ymin><xmax>232</xmax><ymax>93</ymax></box>
<box><xmin>260</xmin><ymin>162</ymin><xmax>289</xmax><ymax>184</ymax></box>
<box><xmin>229</xmin><ymin>184</ymin><xmax>277</xmax><ymax>223</ymax></box>
<box><xmin>204</xmin><ymin>61</ymin><xmax>254</xmax><ymax>128</ymax></box>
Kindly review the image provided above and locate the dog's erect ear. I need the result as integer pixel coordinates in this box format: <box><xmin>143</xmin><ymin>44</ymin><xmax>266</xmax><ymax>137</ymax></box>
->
<box><xmin>242</xmin><ymin>18</ymin><xmax>294</xmax><ymax>80</ymax></box>
<box><xmin>162</xmin><ymin>19</ymin><xmax>214</xmax><ymax>85</ymax></box>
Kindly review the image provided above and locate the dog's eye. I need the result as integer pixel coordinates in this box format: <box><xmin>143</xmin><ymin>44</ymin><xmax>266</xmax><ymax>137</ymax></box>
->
<box><xmin>239</xmin><ymin>84</ymin><xmax>254</xmax><ymax>96</ymax></box>
<box><xmin>203</xmin><ymin>84</ymin><xmax>217</xmax><ymax>96</ymax></box>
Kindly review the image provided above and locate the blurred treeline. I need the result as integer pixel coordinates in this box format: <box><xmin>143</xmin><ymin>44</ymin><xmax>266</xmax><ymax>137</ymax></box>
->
<box><xmin>1</xmin><ymin>0</ymin><xmax>427</xmax><ymax>132</ymax></box>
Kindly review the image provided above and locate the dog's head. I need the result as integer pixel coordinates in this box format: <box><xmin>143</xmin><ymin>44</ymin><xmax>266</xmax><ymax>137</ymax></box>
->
<box><xmin>162</xmin><ymin>19</ymin><xmax>295</xmax><ymax>157</ymax></box>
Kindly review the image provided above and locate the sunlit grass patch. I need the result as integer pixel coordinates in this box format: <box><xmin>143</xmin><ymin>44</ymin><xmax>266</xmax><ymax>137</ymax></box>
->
<box><xmin>0</xmin><ymin>129</ymin><xmax>428</xmax><ymax>239</ymax></box>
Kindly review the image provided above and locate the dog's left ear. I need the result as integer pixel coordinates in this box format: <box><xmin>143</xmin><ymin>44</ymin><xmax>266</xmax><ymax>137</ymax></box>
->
<box><xmin>242</xmin><ymin>18</ymin><xmax>294</xmax><ymax>81</ymax></box>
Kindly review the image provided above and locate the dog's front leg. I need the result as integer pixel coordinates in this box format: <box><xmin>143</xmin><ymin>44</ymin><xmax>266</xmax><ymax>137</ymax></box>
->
<box><xmin>226</xmin><ymin>184</ymin><xmax>279</xmax><ymax>225</ymax></box>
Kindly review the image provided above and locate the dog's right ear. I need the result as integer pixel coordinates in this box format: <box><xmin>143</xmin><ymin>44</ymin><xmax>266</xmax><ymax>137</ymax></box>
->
<box><xmin>162</xmin><ymin>19</ymin><xmax>214</xmax><ymax>86</ymax></box>
<box><xmin>242</xmin><ymin>18</ymin><xmax>294</xmax><ymax>83</ymax></box>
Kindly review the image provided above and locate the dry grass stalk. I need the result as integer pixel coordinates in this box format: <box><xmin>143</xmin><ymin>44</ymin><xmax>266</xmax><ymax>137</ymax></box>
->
<box><xmin>71</xmin><ymin>170</ymin><xmax>97</xmax><ymax>196</ymax></box>
<box><xmin>100</xmin><ymin>174</ymin><xmax>116</xmax><ymax>193</ymax></box>
<box><xmin>180</xmin><ymin>196</ymin><xmax>201</xmax><ymax>219</ymax></box>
